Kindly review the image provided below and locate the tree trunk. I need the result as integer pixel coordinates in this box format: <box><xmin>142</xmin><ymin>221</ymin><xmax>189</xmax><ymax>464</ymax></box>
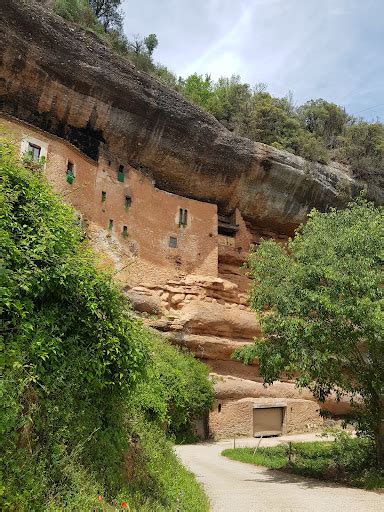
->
<box><xmin>374</xmin><ymin>397</ymin><xmax>384</xmax><ymax>469</ymax></box>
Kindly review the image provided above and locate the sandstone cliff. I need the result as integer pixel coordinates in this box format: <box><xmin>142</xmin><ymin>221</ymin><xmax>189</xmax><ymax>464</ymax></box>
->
<box><xmin>1</xmin><ymin>0</ymin><xmax>382</xmax><ymax>237</ymax></box>
<box><xmin>1</xmin><ymin>1</ymin><xmax>377</xmax><ymax>431</ymax></box>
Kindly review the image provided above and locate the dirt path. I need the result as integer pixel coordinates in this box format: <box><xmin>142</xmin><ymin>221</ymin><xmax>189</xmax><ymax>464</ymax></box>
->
<box><xmin>175</xmin><ymin>434</ymin><xmax>384</xmax><ymax>512</ymax></box>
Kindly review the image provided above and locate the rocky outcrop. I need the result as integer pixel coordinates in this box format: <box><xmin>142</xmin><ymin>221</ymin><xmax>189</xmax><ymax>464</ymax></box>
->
<box><xmin>1</xmin><ymin>1</ymin><xmax>372</xmax><ymax>433</ymax></box>
<box><xmin>1</xmin><ymin>0</ymin><xmax>381</xmax><ymax>237</ymax></box>
<box><xmin>214</xmin><ymin>375</ymin><xmax>351</xmax><ymax>415</ymax></box>
<box><xmin>123</xmin><ymin>274</ymin><xmax>259</xmax><ymax>372</ymax></box>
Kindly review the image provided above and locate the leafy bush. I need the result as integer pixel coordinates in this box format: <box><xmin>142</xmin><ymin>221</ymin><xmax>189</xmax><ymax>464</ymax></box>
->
<box><xmin>53</xmin><ymin>0</ymin><xmax>97</xmax><ymax>27</ymax></box>
<box><xmin>122</xmin><ymin>416</ymin><xmax>210</xmax><ymax>511</ymax></box>
<box><xmin>132</xmin><ymin>336</ymin><xmax>213</xmax><ymax>439</ymax></box>
<box><xmin>0</xmin><ymin>140</ymin><xmax>211</xmax><ymax>510</ymax></box>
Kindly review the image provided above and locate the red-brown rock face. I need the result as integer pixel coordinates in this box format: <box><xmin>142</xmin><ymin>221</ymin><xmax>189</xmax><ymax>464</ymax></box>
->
<box><xmin>1</xmin><ymin>0</ymin><xmax>382</xmax><ymax>238</ymax></box>
<box><xmin>1</xmin><ymin>0</ymin><xmax>375</xmax><ymax>433</ymax></box>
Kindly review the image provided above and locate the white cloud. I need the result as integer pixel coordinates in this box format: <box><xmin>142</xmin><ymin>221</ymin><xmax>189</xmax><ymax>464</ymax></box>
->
<box><xmin>121</xmin><ymin>0</ymin><xmax>384</xmax><ymax>119</ymax></box>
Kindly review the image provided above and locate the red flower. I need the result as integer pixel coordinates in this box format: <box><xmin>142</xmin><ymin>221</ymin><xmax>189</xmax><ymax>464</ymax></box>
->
<box><xmin>121</xmin><ymin>502</ymin><xmax>128</xmax><ymax>508</ymax></box>
<box><xmin>97</xmin><ymin>496</ymin><xmax>103</xmax><ymax>502</ymax></box>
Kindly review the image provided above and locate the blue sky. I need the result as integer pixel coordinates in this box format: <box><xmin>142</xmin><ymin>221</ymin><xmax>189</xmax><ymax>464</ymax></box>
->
<box><xmin>122</xmin><ymin>0</ymin><xmax>384</xmax><ymax>120</ymax></box>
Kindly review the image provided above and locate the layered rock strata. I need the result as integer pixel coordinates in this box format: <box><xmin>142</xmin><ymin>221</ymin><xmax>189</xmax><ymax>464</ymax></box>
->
<box><xmin>1</xmin><ymin>0</ymin><xmax>382</xmax><ymax>239</ymax></box>
<box><xmin>1</xmin><ymin>0</ymin><xmax>376</xmax><ymax>438</ymax></box>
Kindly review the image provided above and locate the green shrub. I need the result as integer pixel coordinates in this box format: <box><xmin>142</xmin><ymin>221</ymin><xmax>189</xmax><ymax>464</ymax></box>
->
<box><xmin>0</xmin><ymin>140</ymin><xmax>211</xmax><ymax>510</ymax></box>
<box><xmin>132</xmin><ymin>336</ymin><xmax>213</xmax><ymax>439</ymax></box>
<box><xmin>53</xmin><ymin>0</ymin><xmax>97</xmax><ymax>27</ymax></box>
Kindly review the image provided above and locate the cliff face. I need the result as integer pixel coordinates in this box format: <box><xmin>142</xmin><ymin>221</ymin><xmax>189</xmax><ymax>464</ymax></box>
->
<box><xmin>1</xmin><ymin>0</ymin><xmax>381</xmax><ymax>235</ymax></box>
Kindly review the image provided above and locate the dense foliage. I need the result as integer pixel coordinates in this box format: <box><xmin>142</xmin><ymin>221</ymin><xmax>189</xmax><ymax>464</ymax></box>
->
<box><xmin>223</xmin><ymin>432</ymin><xmax>384</xmax><ymax>489</ymax></box>
<box><xmin>234</xmin><ymin>199</ymin><xmax>384</xmax><ymax>464</ymax></box>
<box><xmin>132</xmin><ymin>336</ymin><xmax>213</xmax><ymax>441</ymax></box>
<box><xmin>0</xmin><ymin>140</ymin><xmax>212</xmax><ymax>511</ymax></box>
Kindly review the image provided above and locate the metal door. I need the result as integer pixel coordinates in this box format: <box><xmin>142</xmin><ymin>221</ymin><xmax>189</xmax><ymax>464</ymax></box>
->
<box><xmin>253</xmin><ymin>407</ymin><xmax>283</xmax><ymax>436</ymax></box>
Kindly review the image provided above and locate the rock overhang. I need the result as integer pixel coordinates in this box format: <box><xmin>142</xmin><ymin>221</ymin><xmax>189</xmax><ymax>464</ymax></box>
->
<box><xmin>0</xmin><ymin>0</ymin><xmax>382</xmax><ymax>235</ymax></box>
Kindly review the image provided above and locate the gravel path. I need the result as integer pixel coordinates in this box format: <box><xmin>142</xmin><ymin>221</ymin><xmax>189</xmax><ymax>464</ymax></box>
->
<box><xmin>175</xmin><ymin>433</ymin><xmax>384</xmax><ymax>512</ymax></box>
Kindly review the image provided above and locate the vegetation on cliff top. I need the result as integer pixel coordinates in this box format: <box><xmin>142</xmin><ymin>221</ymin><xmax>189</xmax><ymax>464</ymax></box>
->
<box><xmin>0</xmin><ymin>138</ymin><xmax>212</xmax><ymax>511</ymax></box>
<box><xmin>50</xmin><ymin>0</ymin><xmax>384</xmax><ymax>186</ymax></box>
<box><xmin>234</xmin><ymin>198</ymin><xmax>384</xmax><ymax>466</ymax></box>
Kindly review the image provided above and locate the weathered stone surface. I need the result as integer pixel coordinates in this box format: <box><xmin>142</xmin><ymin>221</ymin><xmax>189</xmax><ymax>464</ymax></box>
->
<box><xmin>167</xmin><ymin>333</ymin><xmax>253</xmax><ymax>360</ymax></box>
<box><xmin>1</xmin><ymin>0</ymin><xmax>382</xmax><ymax>237</ymax></box>
<box><xmin>214</xmin><ymin>375</ymin><xmax>351</xmax><ymax>415</ymax></box>
<box><xmin>176</xmin><ymin>302</ymin><xmax>260</xmax><ymax>339</ymax></box>
<box><xmin>209</xmin><ymin>397</ymin><xmax>323</xmax><ymax>439</ymax></box>
<box><xmin>124</xmin><ymin>290</ymin><xmax>162</xmax><ymax>316</ymax></box>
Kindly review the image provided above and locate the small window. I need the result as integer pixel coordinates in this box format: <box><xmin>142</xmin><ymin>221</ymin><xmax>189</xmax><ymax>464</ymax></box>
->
<box><xmin>218</xmin><ymin>403</ymin><xmax>222</xmax><ymax>413</ymax></box>
<box><xmin>169</xmin><ymin>236</ymin><xmax>177</xmax><ymax>248</ymax></box>
<box><xmin>117</xmin><ymin>165</ymin><xmax>125</xmax><ymax>183</ymax></box>
<box><xmin>122</xmin><ymin>225</ymin><xmax>128</xmax><ymax>237</ymax></box>
<box><xmin>66</xmin><ymin>161</ymin><xmax>74</xmax><ymax>184</ymax></box>
<box><xmin>27</xmin><ymin>143</ymin><xmax>41</xmax><ymax>162</ymax></box>
<box><xmin>179</xmin><ymin>208</ymin><xmax>188</xmax><ymax>227</ymax></box>
<box><xmin>108</xmin><ymin>219</ymin><xmax>113</xmax><ymax>230</ymax></box>
<box><xmin>125</xmin><ymin>196</ymin><xmax>132</xmax><ymax>209</ymax></box>
<box><xmin>101</xmin><ymin>191</ymin><xmax>106</xmax><ymax>202</ymax></box>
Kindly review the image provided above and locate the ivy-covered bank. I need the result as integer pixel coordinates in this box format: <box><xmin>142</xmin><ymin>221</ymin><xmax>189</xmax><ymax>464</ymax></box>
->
<box><xmin>0</xmin><ymin>139</ymin><xmax>212</xmax><ymax>511</ymax></box>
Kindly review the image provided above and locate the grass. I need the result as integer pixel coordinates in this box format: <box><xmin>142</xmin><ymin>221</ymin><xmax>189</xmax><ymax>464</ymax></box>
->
<box><xmin>222</xmin><ymin>437</ymin><xmax>384</xmax><ymax>490</ymax></box>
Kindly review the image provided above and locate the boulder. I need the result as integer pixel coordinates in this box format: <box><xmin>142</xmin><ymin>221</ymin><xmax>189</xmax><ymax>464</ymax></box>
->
<box><xmin>125</xmin><ymin>290</ymin><xmax>162</xmax><ymax>316</ymax></box>
<box><xmin>176</xmin><ymin>301</ymin><xmax>261</xmax><ymax>340</ymax></box>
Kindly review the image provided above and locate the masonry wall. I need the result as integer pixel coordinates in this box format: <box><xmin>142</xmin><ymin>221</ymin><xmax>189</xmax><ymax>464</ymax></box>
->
<box><xmin>0</xmin><ymin>116</ymin><xmax>218</xmax><ymax>285</ymax></box>
<box><xmin>209</xmin><ymin>398</ymin><xmax>323</xmax><ymax>439</ymax></box>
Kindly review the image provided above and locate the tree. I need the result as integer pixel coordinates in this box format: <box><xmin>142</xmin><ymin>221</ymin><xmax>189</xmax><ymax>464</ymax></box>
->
<box><xmin>235</xmin><ymin>199</ymin><xmax>384</xmax><ymax>466</ymax></box>
<box><xmin>298</xmin><ymin>99</ymin><xmax>349</xmax><ymax>149</ymax></box>
<box><xmin>144</xmin><ymin>33</ymin><xmax>158</xmax><ymax>57</ymax></box>
<box><xmin>179</xmin><ymin>73</ymin><xmax>214</xmax><ymax>110</ymax></box>
<box><xmin>207</xmin><ymin>75</ymin><xmax>251</xmax><ymax>128</ymax></box>
<box><xmin>89</xmin><ymin>0</ymin><xmax>123</xmax><ymax>31</ymax></box>
<box><xmin>128</xmin><ymin>33</ymin><xmax>145</xmax><ymax>54</ymax></box>
<box><xmin>336</xmin><ymin>122</ymin><xmax>384</xmax><ymax>186</ymax></box>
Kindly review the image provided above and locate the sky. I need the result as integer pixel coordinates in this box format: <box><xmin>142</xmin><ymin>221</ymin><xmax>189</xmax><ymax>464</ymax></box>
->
<box><xmin>122</xmin><ymin>0</ymin><xmax>384</xmax><ymax>120</ymax></box>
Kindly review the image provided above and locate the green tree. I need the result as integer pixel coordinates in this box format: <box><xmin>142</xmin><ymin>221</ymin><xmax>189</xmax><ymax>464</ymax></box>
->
<box><xmin>179</xmin><ymin>73</ymin><xmax>214</xmax><ymax>110</ymax></box>
<box><xmin>89</xmin><ymin>0</ymin><xmax>123</xmax><ymax>31</ymax></box>
<box><xmin>144</xmin><ymin>33</ymin><xmax>158</xmax><ymax>57</ymax></box>
<box><xmin>298</xmin><ymin>99</ymin><xmax>349</xmax><ymax>149</ymax></box>
<box><xmin>235</xmin><ymin>199</ymin><xmax>384</xmax><ymax>465</ymax></box>
<box><xmin>337</xmin><ymin>122</ymin><xmax>384</xmax><ymax>185</ymax></box>
<box><xmin>208</xmin><ymin>75</ymin><xmax>251</xmax><ymax>129</ymax></box>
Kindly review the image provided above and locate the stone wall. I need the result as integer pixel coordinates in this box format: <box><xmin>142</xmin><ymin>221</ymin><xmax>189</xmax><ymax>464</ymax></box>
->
<box><xmin>0</xmin><ymin>116</ymin><xmax>217</xmax><ymax>284</ymax></box>
<box><xmin>209</xmin><ymin>398</ymin><xmax>323</xmax><ymax>439</ymax></box>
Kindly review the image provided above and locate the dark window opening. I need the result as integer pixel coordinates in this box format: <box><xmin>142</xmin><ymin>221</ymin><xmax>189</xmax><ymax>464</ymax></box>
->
<box><xmin>125</xmin><ymin>196</ymin><xmax>132</xmax><ymax>209</ymax></box>
<box><xmin>108</xmin><ymin>219</ymin><xmax>113</xmax><ymax>230</ymax></box>
<box><xmin>179</xmin><ymin>208</ymin><xmax>188</xmax><ymax>227</ymax></box>
<box><xmin>218</xmin><ymin>213</ymin><xmax>238</xmax><ymax>237</ymax></box>
<box><xmin>27</xmin><ymin>143</ymin><xmax>41</xmax><ymax>162</ymax></box>
<box><xmin>117</xmin><ymin>165</ymin><xmax>125</xmax><ymax>182</ymax></box>
<box><xmin>101</xmin><ymin>191</ymin><xmax>106</xmax><ymax>202</ymax></box>
<box><xmin>218</xmin><ymin>403</ymin><xmax>222</xmax><ymax>413</ymax></box>
<box><xmin>108</xmin><ymin>160</ymin><xmax>111</xmax><ymax>166</ymax></box>
<box><xmin>169</xmin><ymin>236</ymin><xmax>177</xmax><ymax>248</ymax></box>
<box><xmin>66</xmin><ymin>161</ymin><xmax>74</xmax><ymax>184</ymax></box>
<box><xmin>122</xmin><ymin>225</ymin><xmax>128</xmax><ymax>237</ymax></box>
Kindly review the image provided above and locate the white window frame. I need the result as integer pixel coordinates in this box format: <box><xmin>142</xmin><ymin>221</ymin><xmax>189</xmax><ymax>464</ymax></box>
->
<box><xmin>20</xmin><ymin>136</ymin><xmax>48</xmax><ymax>166</ymax></box>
